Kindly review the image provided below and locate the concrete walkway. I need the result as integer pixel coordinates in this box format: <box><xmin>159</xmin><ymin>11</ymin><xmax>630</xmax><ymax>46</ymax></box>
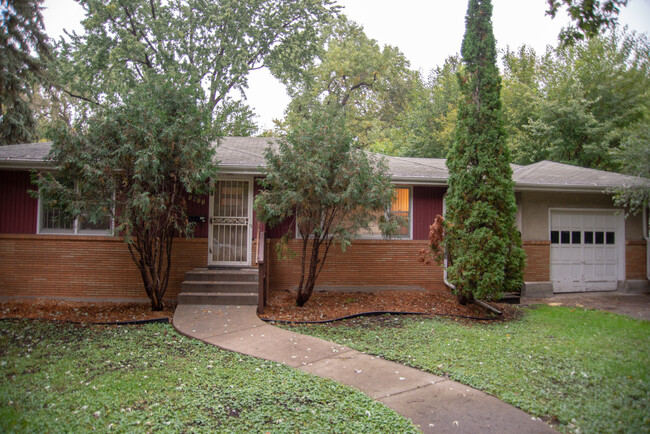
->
<box><xmin>174</xmin><ymin>305</ymin><xmax>555</xmax><ymax>433</ymax></box>
<box><xmin>523</xmin><ymin>292</ymin><xmax>650</xmax><ymax>321</ymax></box>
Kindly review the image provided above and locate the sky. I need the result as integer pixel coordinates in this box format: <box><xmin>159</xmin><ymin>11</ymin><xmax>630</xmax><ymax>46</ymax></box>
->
<box><xmin>42</xmin><ymin>0</ymin><xmax>650</xmax><ymax>131</ymax></box>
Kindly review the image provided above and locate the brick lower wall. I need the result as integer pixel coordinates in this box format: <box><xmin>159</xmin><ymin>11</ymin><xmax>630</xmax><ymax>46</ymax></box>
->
<box><xmin>626</xmin><ymin>241</ymin><xmax>648</xmax><ymax>280</ymax></box>
<box><xmin>522</xmin><ymin>241</ymin><xmax>550</xmax><ymax>282</ymax></box>
<box><xmin>0</xmin><ymin>234</ymin><xmax>207</xmax><ymax>301</ymax></box>
<box><xmin>266</xmin><ymin>239</ymin><xmax>445</xmax><ymax>292</ymax></box>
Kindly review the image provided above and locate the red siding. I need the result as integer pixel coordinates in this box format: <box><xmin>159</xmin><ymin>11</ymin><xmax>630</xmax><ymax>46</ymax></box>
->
<box><xmin>267</xmin><ymin>217</ymin><xmax>295</xmax><ymax>239</ymax></box>
<box><xmin>412</xmin><ymin>186</ymin><xmax>445</xmax><ymax>240</ymax></box>
<box><xmin>253</xmin><ymin>177</ymin><xmax>264</xmax><ymax>236</ymax></box>
<box><xmin>186</xmin><ymin>192</ymin><xmax>209</xmax><ymax>238</ymax></box>
<box><xmin>0</xmin><ymin>170</ymin><xmax>38</xmax><ymax>234</ymax></box>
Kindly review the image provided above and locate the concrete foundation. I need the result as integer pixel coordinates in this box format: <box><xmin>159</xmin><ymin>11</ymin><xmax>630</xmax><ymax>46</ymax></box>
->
<box><xmin>521</xmin><ymin>281</ymin><xmax>554</xmax><ymax>298</ymax></box>
<box><xmin>618</xmin><ymin>280</ymin><xmax>650</xmax><ymax>294</ymax></box>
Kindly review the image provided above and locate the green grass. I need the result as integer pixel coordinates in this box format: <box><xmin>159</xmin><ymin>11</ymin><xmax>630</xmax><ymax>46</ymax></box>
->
<box><xmin>0</xmin><ymin>320</ymin><xmax>417</xmax><ymax>433</ymax></box>
<box><xmin>281</xmin><ymin>306</ymin><xmax>650</xmax><ymax>433</ymax></box>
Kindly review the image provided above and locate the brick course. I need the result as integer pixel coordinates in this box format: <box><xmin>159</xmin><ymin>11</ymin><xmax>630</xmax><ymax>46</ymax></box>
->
<box><xmin>0</xmin><ymin>234</ymin><xmax>207</xmax><ymax>301</ymax></box>
<box><xmin>266</xmin><ymin>239</ymin><xmax>445</xmax><ymax>292</ymax></box>
<box><xmin>626</xmin><ymin>240</ymin><xmax>648</xmax><ymax>280</ymax></box>
<box><xmin>522</xmin><ymin>241</ymin><xmax>550</xmax><ymax>282</ymax></box>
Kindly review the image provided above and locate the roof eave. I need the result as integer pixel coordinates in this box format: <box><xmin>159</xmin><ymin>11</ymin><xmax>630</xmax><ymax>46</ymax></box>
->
<box><xmin>514</xmin><ymin>183</ymin><xmax>615</xmax><ymax>193</ymax></box>
<box><xmin>0</xmin><ymin>160</ymin><xmax>52</xmax><ymax>170</ymax></box>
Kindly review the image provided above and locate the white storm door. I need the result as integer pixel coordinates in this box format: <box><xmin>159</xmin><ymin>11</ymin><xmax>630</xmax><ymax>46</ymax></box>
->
<box><xmin>208</xmin><ymin>179</ymin><xmax>253</xmax><ymax>266</ymax></box>
<box><xmin>550</xmin><ymin>210</ymin><xmax>621</xmax><ymax>293</ymax></box>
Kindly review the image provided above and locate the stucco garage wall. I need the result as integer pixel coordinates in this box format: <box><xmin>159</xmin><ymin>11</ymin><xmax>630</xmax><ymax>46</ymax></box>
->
<box><xmin>519</xmin><ymin>191</ymin><xmax>644</xmax><ymax>242</ymax></box>
<box><xmin>519</xmin><ymin>190</ymin><xmax>647</xmax><ymax>287</ymax></box>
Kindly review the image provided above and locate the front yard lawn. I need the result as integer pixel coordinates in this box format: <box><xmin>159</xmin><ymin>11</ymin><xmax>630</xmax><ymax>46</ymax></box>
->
<box><xmin>282</xmin><ymin>305</ymin><xmax>650</xmax><ymax>433</ymax></box>
<box><xmin>0</xmin><ymin>320</ymin><xmax>417</xmax><ymax>433</ymax></box>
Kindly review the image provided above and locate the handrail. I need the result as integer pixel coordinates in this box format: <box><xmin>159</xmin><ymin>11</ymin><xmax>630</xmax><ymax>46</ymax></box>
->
<box><xmin>257</xmin><ymin>230</ymin><xmax>267</xmax><ymax>314</ymax></box>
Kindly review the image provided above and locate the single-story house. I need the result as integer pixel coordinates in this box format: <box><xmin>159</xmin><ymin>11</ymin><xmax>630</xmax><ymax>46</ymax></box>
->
<box><xmin>0</xmin><ymin>137</ymin><xmax>648</xmax><ymax>304</ymax></box>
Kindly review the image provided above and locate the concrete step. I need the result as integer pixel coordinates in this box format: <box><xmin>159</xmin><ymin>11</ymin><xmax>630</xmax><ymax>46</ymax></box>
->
<box><xmin>177</xmin><ymin>292</ymin><xmax>258</xmax><ymax>306</ymax></box>
<box><xmin>181</xmin><ymin>281</ymin><xmax>257</xmax><ymax>294</ymax></box>
<box><xmin>184</xmin><ymin>268</ymin><xmax>258</xmax><ymax>282</ymax></box>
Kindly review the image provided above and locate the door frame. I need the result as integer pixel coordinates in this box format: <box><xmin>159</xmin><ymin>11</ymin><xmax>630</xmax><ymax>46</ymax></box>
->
<box><xmin>548</xmin><ymin>208</ymin><xmax>625</xmax><ymax>292</ymax></box>
<box><xmin>207</xmin><ymin>177</ymin><xmax>254</xmax><ymax>267</ymax></box>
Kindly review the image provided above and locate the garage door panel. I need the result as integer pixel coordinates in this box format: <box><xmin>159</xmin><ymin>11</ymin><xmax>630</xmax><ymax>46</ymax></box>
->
<box><xmin>550</xmin><ymin>210</ymin><xmax>621</xmax><ymax>293</ymax></box>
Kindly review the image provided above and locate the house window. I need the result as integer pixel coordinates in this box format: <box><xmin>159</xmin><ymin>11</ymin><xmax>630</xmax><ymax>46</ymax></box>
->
<box><xmin>390</xmin><ymin>187</ymin><xmax>411</xmax><ymax>238</ymax></box>
<box><xmin>38</xmin><ymin>183</ymin><xmax>113</xmax><ymax>235</ymax></box>
<box><xmin>357</xmin><ymin>186</ymin><xmax>412</xmax><ymax>239</ymax></box>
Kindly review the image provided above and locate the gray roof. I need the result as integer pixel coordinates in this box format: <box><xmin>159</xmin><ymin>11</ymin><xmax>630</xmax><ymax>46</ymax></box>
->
<box><xmin>1</xmin><ymin>138</ymin><xmax>646</xmax><ymax>191</ymax></box>
<box><xmin>0</xmin><ymin>142</ymin><xmax>52</xmax><ymax>168</ymax></box>
<box><xmin>512</xmin><ymin>160</ymin><xmax>649</xmax><ymax>191</ymax></box>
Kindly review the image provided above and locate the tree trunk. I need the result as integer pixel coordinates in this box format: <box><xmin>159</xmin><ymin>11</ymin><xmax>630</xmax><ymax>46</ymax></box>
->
<box><xmin>296</xmin><ymin>237</ymin><xmax>322</xmax><ymax>307</ymax></box>
<box><xmin>456</xmin><ymin>292</ymin><xmax>474</xmax><ymax>306</ymax></box>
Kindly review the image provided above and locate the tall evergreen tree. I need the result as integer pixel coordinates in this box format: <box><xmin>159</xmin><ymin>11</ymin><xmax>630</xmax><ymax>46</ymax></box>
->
<box><xmin>444</xmin><ymin>0</ymin><xmax>525</xmax><ymax>304</ymax></box>
<box><xmin>0</xmin><ymin>0</ymin><xmax>51</xmax><ymax>144</ymax></box>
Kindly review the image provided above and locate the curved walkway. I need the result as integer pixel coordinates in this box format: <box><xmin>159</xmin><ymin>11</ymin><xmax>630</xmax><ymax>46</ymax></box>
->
<box><xmin>174</xmin><ymin>305</ymin><xmax>555</xmax><ymax>434</ymax></box>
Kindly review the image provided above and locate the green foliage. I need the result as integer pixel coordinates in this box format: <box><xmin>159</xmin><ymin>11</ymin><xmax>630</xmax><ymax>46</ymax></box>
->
<box><xmin>55</xmin><ymin>0</ymin><xmax>338</xmax><ymax>134</ymax></box>
<box><xmin>284</xmin><ymin>18</ymin><xmax>415</xmax><ymax>149</ymax></box>
<box><xmin>0</xmin><ymin>0</ymin><xmax>51</xmax><ymax>144</ymax></box>
<box><xmin>255</xmin><ymin>104</ymin><xmax>402</xmax><ymax>306</ymax></box>
<box><xmin>0</xmin><ymin>320</ymin><xmax>418</xmax><ymax>432</ymax></box>
<box><xmin>546</xmin><ymin>0</ymin><xmax>629</xmax><ymax>45</ymax></box>
<box><xmin>379</xmin><ymin>56</ymin><xmax>462</xmax><ymax>158</ymax></box>
<box><xmin>37</xmin><ymin>78</ymin><xmax>218</xmax><ymax>310</ymax></box>
<box><xmin>611</xmin><ymin>122</ymin><xmax>650</xmax><ymax>224</ymax></box>
<box><xmin>505</xmin><ymin>30</ymin><xmax>650</xmax><ymax>170</ymax></box>
<box><xmin>284</xmin><ymin>306</ymin><xmax>650</xmax><ymax>433</ymax></box>
<box><xmin>445</xmin><ymin>0</ymin><xmax>525</xmax><ymax>302</ymax></box>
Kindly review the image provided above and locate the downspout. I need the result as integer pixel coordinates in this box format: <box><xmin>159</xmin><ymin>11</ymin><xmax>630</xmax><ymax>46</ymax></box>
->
<box><xmin>443</xmin><ymin>255</ymin><xmax>456</xmax><ymax>291</ymax></box>
<box><xmin>441</xmin><ymin>197</ymin><xmax>456</xmax><ymax>291</ymax></box>
<box><xmin>625</xmin><ymin>206</ymin><xmax>649</xmax><ymax>281</ymax></box>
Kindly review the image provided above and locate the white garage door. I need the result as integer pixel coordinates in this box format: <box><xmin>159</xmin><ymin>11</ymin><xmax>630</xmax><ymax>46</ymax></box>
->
<box><xmin>550</xmin><ymin>210</ymin><xmax>623</xmax><ymax>293</ymax></box>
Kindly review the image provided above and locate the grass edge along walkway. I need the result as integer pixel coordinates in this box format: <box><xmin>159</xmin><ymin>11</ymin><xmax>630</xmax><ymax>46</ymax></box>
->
<box><xmin>0</xmin><ymin>319</ymin><xmax>418</xmax><ymax>433</ymax></box>
<box><xmin>281</xmin><ymin>305</ymin><xmax>650</xmax><ymax>433</ymax></box>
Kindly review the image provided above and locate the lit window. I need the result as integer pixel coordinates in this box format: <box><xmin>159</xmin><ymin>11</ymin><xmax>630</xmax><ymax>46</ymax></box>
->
<box><xmin>390</xmin><ymin>187</ymin><xmax>411</xmax><ymax>238</ymax></box>
<box><xmin>357</xmin><ymin>187</ymin><xmax>412</xmax><ymax>239</ymax></box>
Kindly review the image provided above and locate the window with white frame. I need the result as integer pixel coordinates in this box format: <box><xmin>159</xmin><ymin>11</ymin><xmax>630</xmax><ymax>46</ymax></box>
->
<box><xmin>38</xmin><ymin>181</ymin><xmax>113</xmax><ymax>235</ymax></box>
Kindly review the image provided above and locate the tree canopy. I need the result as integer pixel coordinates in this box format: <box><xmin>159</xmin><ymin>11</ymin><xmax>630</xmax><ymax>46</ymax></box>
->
<box><xmin>546</xmin><ymin>0</ymin><xmax>629</xmax><ymax>45</ymax></box>
<box><xmin>444</xmin><ymin>0</ymin><xmax>525</xmax><ymax>303</ymax></box>
<box><xmin>503</xmin><ymin>29</ymin><xmax>650</xmax><ymax>170</ymax></box>
<box><xmin>54</xmin><ymin>0</ymin><xmax>339</xmax><ymax>134</ymax></box>
<box><xmin>0</xmin><ymin>0</ymin><xmax>51</xmax><ymax>145</ymax></box>
<box><xmin>283</xmin><ymin>18</ymin><xmax>415</xmax><ymax>148</ymax></box>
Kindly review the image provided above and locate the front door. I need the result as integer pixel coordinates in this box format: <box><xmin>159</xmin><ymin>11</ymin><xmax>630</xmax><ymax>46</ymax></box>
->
<box><xmin>208</xmin><ymin>179</ymin><xmax>253</xmax><ymax>266</ymax></box>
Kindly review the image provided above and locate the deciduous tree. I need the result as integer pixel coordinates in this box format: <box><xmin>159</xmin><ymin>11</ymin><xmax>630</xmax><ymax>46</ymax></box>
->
<box><xmin>38</xmin><ymin>78</ymin><xmax>218</xmax><ymax>310</ymax></box>
<box><xmin>55</xmin><ymin>0</ymin><xmax>338</xmax><ymax>133</ymax></box>
<box><xmin>444</xmin><ymin>0</ymin><xmax>525</xmax><ymax>304</ymax></box>
<box><xmin>254</xmin><ymin>104</ymin><xmax>403</xmax><ymax>307</ymax></box>
<box><xmin>284</xmin><ymin>19</ymin><xmax>414</xmax><ymax>149</ymax></box>
<box><xmin>546</xmin><ymin>0</ymin><xmax>628</xmax><ymax>45</ymax></box>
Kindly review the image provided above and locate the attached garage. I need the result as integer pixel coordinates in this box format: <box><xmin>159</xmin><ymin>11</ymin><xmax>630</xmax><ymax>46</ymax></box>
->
<box><xmin>549</xmin><ymin>210</ymin><xmax>625</xmax><ymax>293</ymax></box>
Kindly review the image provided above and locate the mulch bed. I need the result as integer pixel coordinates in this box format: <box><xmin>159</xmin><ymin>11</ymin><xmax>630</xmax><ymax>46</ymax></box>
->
<box><xmin>259</xmin><ymin>289</ymin><xmax>521</xmax><ymax>323</ymax></box>
<box><xmin>0</xmin><ymin>289</ymin><xmax>521</xmax><ymax>324</ymax></box>
<box><xmin>0</xmin><ymin>299</ymin><xmax>176</xmax><ymax>324</ymax></box>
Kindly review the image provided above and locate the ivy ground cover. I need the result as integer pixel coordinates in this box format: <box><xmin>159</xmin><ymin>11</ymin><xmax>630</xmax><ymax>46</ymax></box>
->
<box><xmin>0</xmin><ymin>320</ymin><xmax>417</xmax><ymax>433</ymax></box>
<box><xmin>283</xmin><ymin>305</ymin><xmax>649</xmax><ymax>433</ymax></box>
